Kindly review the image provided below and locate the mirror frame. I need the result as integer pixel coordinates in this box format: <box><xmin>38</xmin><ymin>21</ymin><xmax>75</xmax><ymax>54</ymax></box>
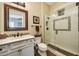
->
<box><xmin>4</xmin><ymin>4</ymin><xmax>28</xmax><ymax>31</ymax></box>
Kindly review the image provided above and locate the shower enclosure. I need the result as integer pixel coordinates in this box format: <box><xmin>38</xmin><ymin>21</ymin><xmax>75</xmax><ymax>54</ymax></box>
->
<box><xmin>44</xmin><ymin>3</ymin><xmax>79</xmax><ymax>55</ymax></box>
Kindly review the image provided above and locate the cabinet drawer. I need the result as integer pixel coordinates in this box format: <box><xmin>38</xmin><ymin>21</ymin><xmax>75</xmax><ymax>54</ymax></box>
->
<box><xmin>26</xmin><ymin>39</ymin><xmax>35</xmax><ymax>44</ymax></box>
<box><xmin>0</xmin><ymin>45</ymin><xmax>8</xmax><ymax>54</ymax></box>
<box><xmin>10</xmin><ymin>41</ymin><xmax>26</xmax><ymax>50</ymax></box>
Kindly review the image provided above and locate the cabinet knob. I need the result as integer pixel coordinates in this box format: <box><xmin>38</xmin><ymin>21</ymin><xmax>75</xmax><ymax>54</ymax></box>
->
<box><xmin>18</xmin><ymin>49</ymin><xmax>22</xmax><ymax>52</ymax></box>
<box><xmin>0</xmin><ymin>48</ymin><xmax>2</xmax><ymax>51</ymax></box>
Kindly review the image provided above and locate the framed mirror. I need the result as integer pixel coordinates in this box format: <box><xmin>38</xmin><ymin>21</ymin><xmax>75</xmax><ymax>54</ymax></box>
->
<box><xmin>4</xmin><ymin>4</ymin><xmax>28</xmax><ymax>31</ymax></box>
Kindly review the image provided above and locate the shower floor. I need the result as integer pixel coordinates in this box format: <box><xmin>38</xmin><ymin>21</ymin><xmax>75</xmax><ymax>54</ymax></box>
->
<box><xmin>47</xmin><ymin>44</ymin><xmax>78</xmax><ymax>56</ymax></box>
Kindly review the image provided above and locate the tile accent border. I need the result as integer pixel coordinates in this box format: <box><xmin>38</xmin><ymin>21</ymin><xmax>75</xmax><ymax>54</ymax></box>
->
<box><xmin>53</xmin><ymin>16</ymin><xmax>71</xmax><ymax>31</ymax></box>
<box><xmin>53</xmin><ymin>16</ymin><xmax>71</xmax><ymax>34</ymax></box>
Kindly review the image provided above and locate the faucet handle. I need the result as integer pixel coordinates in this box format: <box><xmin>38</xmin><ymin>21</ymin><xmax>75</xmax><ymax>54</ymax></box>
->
<box><xmin>17</xmin><ymin>32</ymin><xmax>19</xmax><ymax>37</ymax></box>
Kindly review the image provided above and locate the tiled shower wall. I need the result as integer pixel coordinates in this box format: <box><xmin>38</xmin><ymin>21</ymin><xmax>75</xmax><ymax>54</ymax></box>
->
<box><xmin>49</xmin><ymin>3</ymin><xmax>79</xmax><ymax>55</ymax></box>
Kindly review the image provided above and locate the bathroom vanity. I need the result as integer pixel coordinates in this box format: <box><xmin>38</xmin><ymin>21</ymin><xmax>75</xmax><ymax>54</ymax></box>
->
<box><xmin>0</xmin><ymin>35</ymin><xmax>35</xmax><ymax>56</ymax></box>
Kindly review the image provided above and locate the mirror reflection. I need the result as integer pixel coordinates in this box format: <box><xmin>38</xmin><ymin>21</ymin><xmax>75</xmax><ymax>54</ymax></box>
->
<box><xmin>9</xmin><ymin>9</ymin><xmax>25</xmax><ymax>28</ymax></box>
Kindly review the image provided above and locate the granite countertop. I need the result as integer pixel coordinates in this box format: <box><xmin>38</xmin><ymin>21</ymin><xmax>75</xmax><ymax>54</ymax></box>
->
<box><xmin>0</xmin><ymin>35</ymin><xmax>35</xmax><ymax>45</ymax></box>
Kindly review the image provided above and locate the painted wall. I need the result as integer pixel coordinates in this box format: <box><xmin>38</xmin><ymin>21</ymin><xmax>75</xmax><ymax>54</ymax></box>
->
<box><xmin>49</xmin><ymin>2</ymin><xmax>79</xmax><ymax>55</ymax></box>
<box><xmin>0</xmin><ymin>2</ymin><xmax>50</xmax><ymax>39</ymax></box>
<box><xmin>40</xmin><ymin>3</ymin><xmax>51</xmax><ymax>42</ymax></box>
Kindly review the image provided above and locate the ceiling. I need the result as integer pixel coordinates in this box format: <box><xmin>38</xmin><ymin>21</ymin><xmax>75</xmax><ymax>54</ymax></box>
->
<box><xmin>46</xmin><ymin>2</ymin><xmax>57</xmax><ymax>6</ymax></box>
<box><xmin>46</xmin><ymin>2</ymin><xmax>67</xmax><ymax>6</ymax></box>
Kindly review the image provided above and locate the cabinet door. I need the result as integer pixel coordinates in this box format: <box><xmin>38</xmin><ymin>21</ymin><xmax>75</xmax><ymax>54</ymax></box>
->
<box><xmin>21</xmin><ymin>46</ymin><xmax>34</xmax><ymax>56</ymax></box>
<box><xmin>6</xmin><ymin>51</ymin><xmax>19</xmax><ymax>56</ymax></box>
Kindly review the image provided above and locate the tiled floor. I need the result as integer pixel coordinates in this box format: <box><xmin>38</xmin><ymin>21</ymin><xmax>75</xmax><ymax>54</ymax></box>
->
<box><xmin>47</xmin><ymin>50</ymin><xmax>56</xmax><ymax>56</ymax></box>
<box><xmin>34</xmin><ymin>50</ymin><xmax>56</xmax><ymax>56</ymax></box>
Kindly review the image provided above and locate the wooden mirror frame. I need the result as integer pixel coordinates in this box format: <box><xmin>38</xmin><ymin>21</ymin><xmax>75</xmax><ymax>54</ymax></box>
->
<box><xmin>4</xmin><ymin>4</ymin><xmax>28</xmax><ymax>31</ymax></box>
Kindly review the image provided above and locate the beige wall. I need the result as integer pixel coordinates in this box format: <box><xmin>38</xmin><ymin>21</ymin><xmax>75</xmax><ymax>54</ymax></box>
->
<box><xmin>50</xmin><ymin>2</ymin><xmax>67</xmax><ymax>14</ymax></box>
<box><xmin>41</xmin><ymin>3</ymin><xmax>51</xmax><ymax>42</ymax></box>
<box><xmin>0</xmin><ymin>2</ymin><xmax>50</xmax><ymax>38</ymax></box>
